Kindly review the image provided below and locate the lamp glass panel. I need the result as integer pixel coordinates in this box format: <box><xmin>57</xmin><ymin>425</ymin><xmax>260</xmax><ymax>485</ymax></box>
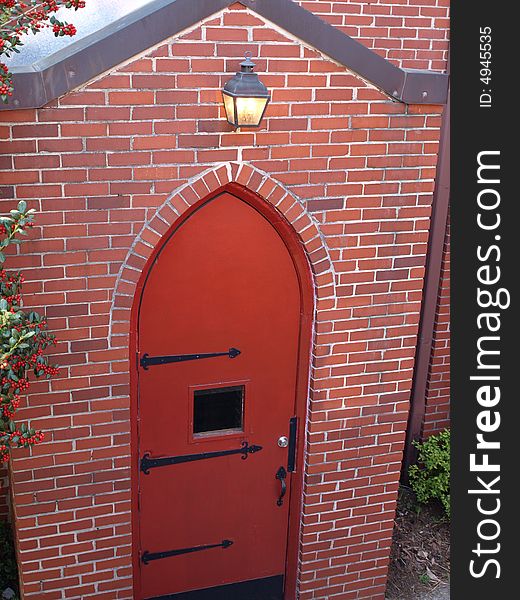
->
<box><xmin>235</xmin><ymin>96</ymin><xmax>268</xmax><ymax>127</ymax></box>
<box><xmin>223</xmin><ymin>93</ymin><xmax>236</xmax><ymax>125</ymax></box>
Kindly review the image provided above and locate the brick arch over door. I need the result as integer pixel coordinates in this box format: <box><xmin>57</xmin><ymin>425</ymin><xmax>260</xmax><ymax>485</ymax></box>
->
<box><xmin>109</xmin><ymin>161</ymin><xmax>335</xmax><ymax>350</ymax></box>
<box><xmin>116</xmin><ymin>162</ymin><xmax>335</xmax><ymax>597</ymax></box>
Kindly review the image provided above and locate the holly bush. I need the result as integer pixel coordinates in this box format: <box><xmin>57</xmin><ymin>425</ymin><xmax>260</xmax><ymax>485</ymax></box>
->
<box><xmin>1</xmin><ymin>0</ymin><xmax>86</xmax><ymax>102</ymax></box>
<box><xmin>409</xmin><ymin>429</ymin><xmax>450</xmax><ymax>518</ymax></box>
<box><xmin>0</xmin><ymin>201</ymin><xmax>58</xmax><ymax>463</ymax></box>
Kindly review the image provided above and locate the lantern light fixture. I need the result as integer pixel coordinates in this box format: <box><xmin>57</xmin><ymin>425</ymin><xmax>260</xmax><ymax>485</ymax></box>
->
<box><xmin>222</xmin><ymin>52</ymin><xmax>271</xmax><ymax>129</ymax></box>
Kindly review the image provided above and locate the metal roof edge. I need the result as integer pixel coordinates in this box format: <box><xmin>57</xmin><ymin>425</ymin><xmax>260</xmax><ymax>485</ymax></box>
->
<box><xmin>0</xmin><ymin>0</ymin><xmax>448</xmax><ymax>110</ymax></box>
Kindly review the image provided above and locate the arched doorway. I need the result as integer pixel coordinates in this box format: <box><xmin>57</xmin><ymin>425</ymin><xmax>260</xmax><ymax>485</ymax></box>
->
<box><xmin>132</xmin><ymin>185</ymin><xmax>313</xmax><ymax>599</ymax></box>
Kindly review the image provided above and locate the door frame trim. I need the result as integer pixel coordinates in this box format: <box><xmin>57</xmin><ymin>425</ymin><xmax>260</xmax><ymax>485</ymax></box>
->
<box><xmin>130</xmin><ymin>182</ymin><xmax>315</xmax><ymax>599</ymax></box>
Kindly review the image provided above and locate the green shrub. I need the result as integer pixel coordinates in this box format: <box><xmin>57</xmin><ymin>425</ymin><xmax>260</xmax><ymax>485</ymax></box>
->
<box><xmin>409</xmin><ymin>429</ymin><xmax>450</xmax><ymax>518</ymax></box>
<box><xmin>0</xmin><ymin>520</ymin><xmax>19</xmax><ymax>593</ymax></box>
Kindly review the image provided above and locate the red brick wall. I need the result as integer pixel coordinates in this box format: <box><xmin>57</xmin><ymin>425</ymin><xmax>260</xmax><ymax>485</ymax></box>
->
<box><xmin>0</xmin><ymin>3</ymin><xmax>448</xmax><ymax>599</ymax></box>
<box><xmin>422</xmin><ymin>214</ymin><xmax>450</xmax><ymax>438</ymax></box>
<box><xmin>297</xmin><ymin>0</ymin><xmax>450</xmax><ymax>70</ymax></box>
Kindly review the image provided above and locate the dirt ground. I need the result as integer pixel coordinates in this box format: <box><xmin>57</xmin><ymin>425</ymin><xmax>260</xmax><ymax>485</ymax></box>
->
<box><xmin>386</xmin><ymin>487</ymin><xmax>450</xmax><ymax>600</ymax></box>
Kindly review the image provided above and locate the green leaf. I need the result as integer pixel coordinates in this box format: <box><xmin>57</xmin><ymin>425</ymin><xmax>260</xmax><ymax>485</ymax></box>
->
<box><xmin>0</xmin><ymin>299</ymin><xmax>6</xmax><ymax>311</ymax></box>
<box><xmin>17</xmin><ymin>200</ymin><xmax>27</xmax><ymax>213</ymax></box>
<box><xmin>0</xmin><ymin>252</ymin><xmax>4</xmax><ymax>264</ymax></box>
<box><xmin>408</xmin><ymin>429</ymin><xmax>450</xmax><ymax>518</ymax></box>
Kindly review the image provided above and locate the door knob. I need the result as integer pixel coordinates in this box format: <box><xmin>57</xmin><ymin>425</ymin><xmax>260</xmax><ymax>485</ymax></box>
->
<box><xmin>277</xmin><ymin>436</ymin><xmax>289</xmax><ymax>448</ymax></box>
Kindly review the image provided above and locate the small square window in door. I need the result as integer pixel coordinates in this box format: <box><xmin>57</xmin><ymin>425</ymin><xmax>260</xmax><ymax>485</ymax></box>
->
<box><xmin>193</xmin><ymin>385</ymin><xmax>244</xmax><ymax>435</ymax></box>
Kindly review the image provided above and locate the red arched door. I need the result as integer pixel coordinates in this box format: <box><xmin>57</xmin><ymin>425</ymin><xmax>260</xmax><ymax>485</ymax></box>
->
<box><xmin>135</xmin><ymin>190</ymin><xmax>309</xmax><ymax>599</ymax></box>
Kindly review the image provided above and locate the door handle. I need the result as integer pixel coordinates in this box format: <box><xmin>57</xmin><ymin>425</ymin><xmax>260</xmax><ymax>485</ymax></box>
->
<box><xmin>275</xmin><ymin>466</ymin><xmax>287</xmax><ymax>506</ymax></box>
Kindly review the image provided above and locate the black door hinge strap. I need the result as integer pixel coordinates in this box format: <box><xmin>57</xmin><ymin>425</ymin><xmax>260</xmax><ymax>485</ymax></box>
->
<box><xmin>142</xmin><ymin>539</ymin><xmax>233</xmax><ymax>564</ymax></box>
<box><xmin>140</xmin><ymin>441</ymin><xmax>262</xmax><ymax>474</ymax></box>
<box><xmin>140</xmin><ymin>347</ymin><xmax>240</xmax><ymax>370</ymax></box>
